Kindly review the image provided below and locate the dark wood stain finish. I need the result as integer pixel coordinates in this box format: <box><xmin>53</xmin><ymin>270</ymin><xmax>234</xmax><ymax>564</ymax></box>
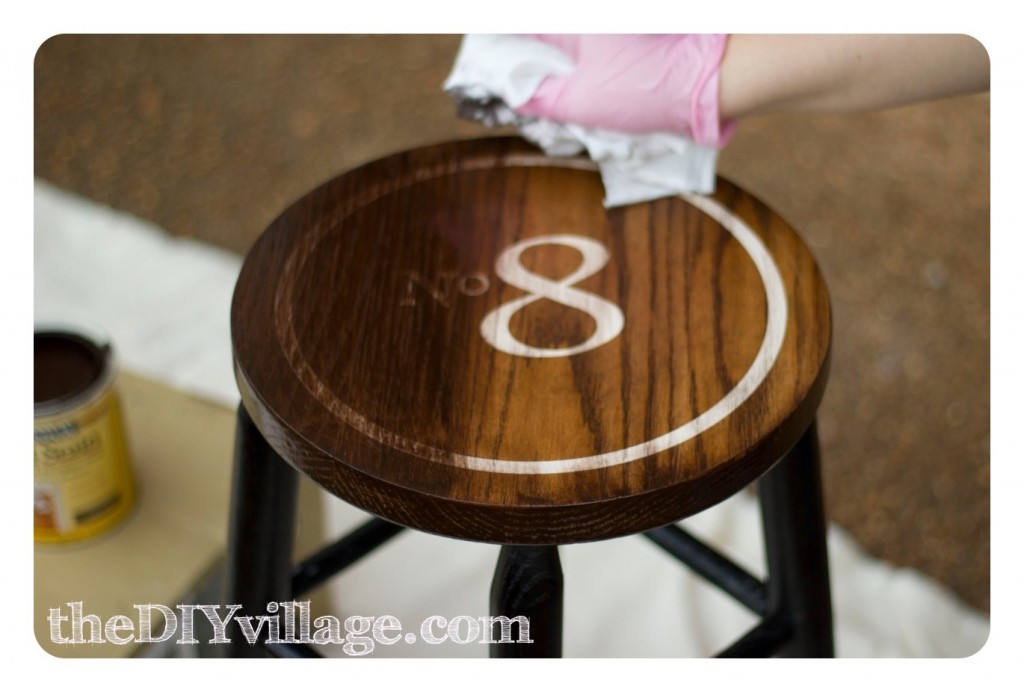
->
<box><xmin>231</xmin><ymin>137</ymin><xmax>831</xmax><ymax>544</ymax></box>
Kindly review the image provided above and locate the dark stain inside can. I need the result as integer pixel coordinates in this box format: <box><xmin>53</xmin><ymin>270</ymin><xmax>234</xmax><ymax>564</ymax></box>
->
<box><xmin>34</xmin><ymin>331</ymin><xmax>107</xmax><ymax>406</ymax></box>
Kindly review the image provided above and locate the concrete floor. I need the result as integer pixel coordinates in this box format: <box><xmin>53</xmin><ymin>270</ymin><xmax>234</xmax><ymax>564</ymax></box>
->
<box><xmin>33</xmin><ymin>34</ymin><xmax>990</xmax><ymax>613</ymax></box>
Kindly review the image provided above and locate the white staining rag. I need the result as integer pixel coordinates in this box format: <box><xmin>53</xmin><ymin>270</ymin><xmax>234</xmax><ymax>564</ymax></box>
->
<box><xmin>443</xmin><ymin>34</ymin><xmax>721</xmax><ymax>207</ymax></box>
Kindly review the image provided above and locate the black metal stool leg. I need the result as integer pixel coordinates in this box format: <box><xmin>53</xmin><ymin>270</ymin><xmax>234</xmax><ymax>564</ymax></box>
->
<box><xmin>757</xmin><ymin>420</ymin><xmax>834</xmax><ymax>657</ymax></box>
<box><xmin>223</xmin><ymin>405</ymin><xmax>299</xmax><ymax>658</ymax></box>
<box><xmin>489</xmin><ymin>545</ymin><xmax>563</xmax><ymax>658</ymax></box>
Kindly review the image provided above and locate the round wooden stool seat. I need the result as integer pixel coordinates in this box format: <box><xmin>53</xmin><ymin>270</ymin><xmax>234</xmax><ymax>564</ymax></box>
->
<box><xmin>231</xmin><ymin>137</ymin><xmax>831</xmax><ymax>545</ymax></box>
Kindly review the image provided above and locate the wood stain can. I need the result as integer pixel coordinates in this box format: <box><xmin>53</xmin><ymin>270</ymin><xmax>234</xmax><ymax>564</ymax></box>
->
<box><xmin>34</xmin><ymin>326</ymin><xmax>135</xmax><ymax>543</ymax></box>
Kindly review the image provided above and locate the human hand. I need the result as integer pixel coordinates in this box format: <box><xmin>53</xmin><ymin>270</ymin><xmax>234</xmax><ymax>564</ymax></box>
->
<box><xmin>515</xmin><ymin>34</ymin><xmax>736</xmax><ymax>148</ymax></box>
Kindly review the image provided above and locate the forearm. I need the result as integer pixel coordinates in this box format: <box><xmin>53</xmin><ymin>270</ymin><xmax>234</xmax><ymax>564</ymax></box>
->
<box><xmin>718</xmin><ymin>34</ymin><xmax>990</xmax><ymax>120</ymax></box>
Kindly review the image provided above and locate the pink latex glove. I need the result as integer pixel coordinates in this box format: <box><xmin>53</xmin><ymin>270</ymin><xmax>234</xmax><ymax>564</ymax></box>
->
<box><xmin>516</xmin><ymin>34</ymin><xmax>736</xmax><ymax>148</ymax></box>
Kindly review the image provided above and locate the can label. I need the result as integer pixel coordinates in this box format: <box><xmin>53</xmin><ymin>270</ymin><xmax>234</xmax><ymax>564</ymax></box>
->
<box><xmin>34</xmin><ymin>331</ymin><xmax>135</xmax><ymax>543</ymax></box>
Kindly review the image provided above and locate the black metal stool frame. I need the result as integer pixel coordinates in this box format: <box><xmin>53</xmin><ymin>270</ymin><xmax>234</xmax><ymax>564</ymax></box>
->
<box><xmin>223</xmin><ymin>405</ymin><xmax>833</xmax><ymax>658</ymax></box>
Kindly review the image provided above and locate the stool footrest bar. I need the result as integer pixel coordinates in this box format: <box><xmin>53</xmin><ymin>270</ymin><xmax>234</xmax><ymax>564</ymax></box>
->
<box><xmin>265</xmin><ymin>641</ymin><xmax>323</xmax><ymax>658</ymax></box>
<box><xmin>716</xmin><ymin>616</ymin><xmax>792</xmax><ymax>658</ymax></box>
<box><xmin>292</xmin><ymin>518</ymin><xmax>406</xmax><ymax>597</ymax></box>
<box><xmin>643</xmin><ymin>524</ymin><xmax>769</xmax><ymax>616</ymax></box>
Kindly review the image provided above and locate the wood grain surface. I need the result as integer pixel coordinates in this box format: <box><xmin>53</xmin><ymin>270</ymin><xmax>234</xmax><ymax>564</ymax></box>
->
<box><xmin>231</xmin><ymin>137</ymin><xmax>831</xmax><ymax>544</ymax></box>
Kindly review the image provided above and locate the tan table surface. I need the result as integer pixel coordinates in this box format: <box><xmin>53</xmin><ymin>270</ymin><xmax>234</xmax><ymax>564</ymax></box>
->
<box><xmin>35</xmin><ymin>372</ymin><xmax>237</xmax><ymax>658</ymax></box>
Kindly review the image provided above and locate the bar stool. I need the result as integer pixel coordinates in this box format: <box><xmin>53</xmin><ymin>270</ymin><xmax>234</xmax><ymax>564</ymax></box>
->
<box><xmin>224</xmin><ymin>136</ymin><xmax>833</xmax><ymax>658</ymax></box>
